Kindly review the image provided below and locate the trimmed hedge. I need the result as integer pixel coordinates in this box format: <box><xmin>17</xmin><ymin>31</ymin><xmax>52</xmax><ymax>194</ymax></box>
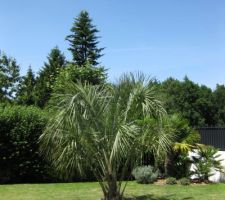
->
<box><xmin>0</xmin><ymin>104</ymin><xmax>52</xmax><ymax>183</ymax></box>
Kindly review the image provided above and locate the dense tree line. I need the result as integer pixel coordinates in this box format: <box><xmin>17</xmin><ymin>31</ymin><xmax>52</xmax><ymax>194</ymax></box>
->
<box><xmin>1</xmin><ymin>10</ymin><xmax>224</xmax><ymax>128</ymax></box>
<box><xmin>0</xmin><ymin>10</ymin><xmax>106</xmax><ymax>108</ymax></box>
<box><xmin>2</xmin><ymin>57</ymin><xmax>225</xmax><ymax>128</ymax></box>
<box><xmin>160</xmin><ymin>77</ymin><xmax>225</xmax><ymax>127</ymax></box>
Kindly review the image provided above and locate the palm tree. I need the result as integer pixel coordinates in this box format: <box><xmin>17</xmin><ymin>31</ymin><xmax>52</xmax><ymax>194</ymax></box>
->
<box><xmin>164</xmin><ymin>114</ymin><xmax>200</xmax><ymax>178</ymax></box>
<box><xmin>39</xmin><ymin>73</ymin><xmax>169</xmax><ymax>200</ymax></box>
<box><xmin>192</xmin><ymin>145</ymin><xmax>223</xmax><ymax>182</ymax></box>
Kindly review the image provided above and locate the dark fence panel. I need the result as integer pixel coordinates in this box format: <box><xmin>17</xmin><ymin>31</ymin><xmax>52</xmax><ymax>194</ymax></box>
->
<box><xmin>197</xmin><ymin>127</ymin><xmax>225</xmax><ymax>150</ymax></box>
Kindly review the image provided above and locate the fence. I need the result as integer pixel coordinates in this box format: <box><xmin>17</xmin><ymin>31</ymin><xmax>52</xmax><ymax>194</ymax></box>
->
<box><xmin>197</xmin><ymin>127</ymin><xmax>225</xmax><ymax>151</ymax></box>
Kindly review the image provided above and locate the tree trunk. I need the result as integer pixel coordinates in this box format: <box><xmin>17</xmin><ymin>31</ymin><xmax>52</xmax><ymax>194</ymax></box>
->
<box><xmin>103</xmin><ymin>174</ymin><xmax>122</xmax><ymax>200</ymax></box>
<box><xmin>164</xmin><ymin>150</ymin><xmax>176</xmax><ymax>177</ymax></box>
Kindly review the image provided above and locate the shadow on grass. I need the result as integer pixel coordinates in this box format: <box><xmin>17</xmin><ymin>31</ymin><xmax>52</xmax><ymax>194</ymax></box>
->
<box><xmin>124</xmin><ymin>194</ymin><xmax>194</xmax><ymax>200</ymax></box>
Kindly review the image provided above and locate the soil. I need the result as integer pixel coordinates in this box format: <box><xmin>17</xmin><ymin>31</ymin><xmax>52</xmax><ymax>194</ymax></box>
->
<box><xmin>154</xmin><ymin>179</ymin><xmax>166</xmax><ymax>185</ymax></box>
<box><xmin>154</xmin><ymin>179</ymin><xmax>210</xmax><ymax>185</ymax></box>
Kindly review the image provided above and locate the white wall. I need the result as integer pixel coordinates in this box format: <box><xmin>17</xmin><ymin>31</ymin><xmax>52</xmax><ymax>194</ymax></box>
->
<box><xmin>189</xmin><ymin>151</ymin><xmax>225</xmax><ymax>183</ymax></box>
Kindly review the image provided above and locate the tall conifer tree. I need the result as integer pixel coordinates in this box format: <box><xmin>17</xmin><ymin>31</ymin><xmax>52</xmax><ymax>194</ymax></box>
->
<box><xmin>35</xmin><ymin>47</ymin><xmax>66</xmax><ymax>107</ymax></box>
<box><xmin>66</xmin><ymin>11</ymin><xmax>104</xmax><ymax>66</ymax></box>
<box><xmin>17</xmin><ymin>66</ymin><xmax>36</xmax><ymax>105</ymax></box>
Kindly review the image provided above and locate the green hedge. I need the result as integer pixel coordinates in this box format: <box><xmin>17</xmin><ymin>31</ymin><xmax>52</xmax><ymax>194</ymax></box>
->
<box><xmin>0</xmin><ymin>104</ymin><xmax>52</xmax><ymax>183</ymax></box>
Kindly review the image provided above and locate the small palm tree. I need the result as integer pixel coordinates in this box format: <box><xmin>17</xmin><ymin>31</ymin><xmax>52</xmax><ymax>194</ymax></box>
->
<box><xmin>164</xmin><ymin>114</ymin><xmax>200</xmax><ymax>177</ymax></box>
<box><xmin>39</xmin><ymin>73</ymin><xmax>169</xmax><ymax>200</ymax></box>
<box><xmin>192</xmin><ymin>145</ymin><xmax>223</xmax><ymax>182</ymax></box>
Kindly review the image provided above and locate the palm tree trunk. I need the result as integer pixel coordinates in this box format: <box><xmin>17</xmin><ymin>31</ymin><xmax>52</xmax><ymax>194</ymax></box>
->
<box><xmin>103</xmin><ymin>174</ymin><xmax>122</xmax><ymax>200</ymax></box>
<box><xmin>165</xmin><ymin>150</ymin><xmax>176</xmax><ymax>177</ymax></box>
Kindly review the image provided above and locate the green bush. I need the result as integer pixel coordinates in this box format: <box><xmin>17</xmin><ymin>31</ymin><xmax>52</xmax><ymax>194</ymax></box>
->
<box><xmin>179</xmin><ymin>178</ymin><xmax>191</xmax><ymax>185</ymax></box>
<box><xmin>132</xmin><ymin>165</ymin><xmax>158</xmax><ymax>184</ymax></box>
<box><xmin>166</xmin><ymin>177</ymin><xmax>177</xmax><ymax>185</ymax></box>
<box><xmin>0</xmin><ymin>104</ymin><xmax>51</xmax><ymax>183</ymax></box>
<box><xmin>53</xmin><ymin>63</ymin><xmax>106</xmax><ymax>92</ymax></box>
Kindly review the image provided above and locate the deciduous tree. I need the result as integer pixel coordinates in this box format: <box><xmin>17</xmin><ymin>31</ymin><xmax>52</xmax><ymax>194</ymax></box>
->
<box><xmin>0</xmin><ymin>51</ymin><xmax>20</xmax><ymax>102</ymax></box>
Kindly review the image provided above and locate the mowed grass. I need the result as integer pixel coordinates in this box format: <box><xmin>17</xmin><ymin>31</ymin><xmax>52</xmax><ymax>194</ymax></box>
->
<box><xmin>0</xmin><ymin>181</ymin><xmax>225</xmax><ymax>200</ymax></box>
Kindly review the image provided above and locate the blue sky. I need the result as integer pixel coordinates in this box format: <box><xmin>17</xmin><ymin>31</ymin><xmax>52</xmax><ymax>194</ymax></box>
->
<box><xmin>0</xmin><ymin>0</ymin><xmax>225</xmax><ymax>88</ymax></box>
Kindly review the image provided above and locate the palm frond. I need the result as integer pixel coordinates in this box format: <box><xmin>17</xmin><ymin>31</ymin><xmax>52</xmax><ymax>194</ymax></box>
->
<box><xmin>173</xmin><ymin>142</ymin><xmax>194</xmax><ymax>154</ymax></box>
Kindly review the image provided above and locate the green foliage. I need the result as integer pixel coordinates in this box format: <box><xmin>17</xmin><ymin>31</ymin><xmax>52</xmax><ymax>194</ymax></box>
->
<box><xmin>136</xmin><ymin>114</ymin><xmax>199</xmax><ymax>179</ymax></box>
<box><xmin>161</xmin><ymin>77</ymin><xmax>217</xmax><ymax>127</ymax></box>
<box><xmin>40</xmin><ymin>73</ymin><xmax>168</xmax><ymax>200</ymax></box>
<box><xmin>137</xmin><ymin>116</ymin><xmax>173</xmax><ymax>168</ymax></box>
<box><xmin>53</xmin><ymin>63</ymin><xmax>106</xmax><ymax>95</ymax></box>
<box><xmin>0</xmin><ymin>51</ymin><xmax>20</xmax><ymax>102</ymax></box>
<box><xmin>58</xmin><ymin>62</ymin><xmax>105</xmax><ymax>84</ymax></box>
<box><xmin>66</xmin><ymin>10</ymin><xmax>104</xmax><ymax>66</ymax></box>
<box><xmin>168</xmin><ymin>114</ymin><xmax>200</xmax><ymax>146</ymax></box>
<box><xmin>179</xmin><ymin>177</ymin><xmax>191</xmax><ymax>185</ymax></box>
<box><xmin>192</xmin><ymin>145</ymin><xmax>223</xmax><ymax>182</ymax></box>
<box><xmin>213</xmin><ymin>84</ymin><xmax>225</xmax><ymax>125</ymax></box>
<box><xmin>132</xmin><ymin>166</ymin><xmax>158</xmax><ymax>184</ymax></box>
<box><xmin>166</xmin><ymin>177</ymin><xmax>177</xmax><ymax>185</ymax></box>
<box><xmin>172</xmin><ymin>153</ymin><xmax>192</xmax><ymax>179</ymax></box>
<box><xmin>35</xmin><ymin>47</ymin><xmax>66</xmax><ymax>107</ymax></box>
<box><xmin>17</xmin><ymin>67</ymin><xmax>36</xmax><ymax>105</ymax></box>
<box><xmin>0</xmin><ymin>104</ymin><xmax>51</xmax><ymax>183</ymax></box>
<box><xmin>162</xmin><ymin>114</ymin><xmax>199</xmax><ymax>178</ymax></box>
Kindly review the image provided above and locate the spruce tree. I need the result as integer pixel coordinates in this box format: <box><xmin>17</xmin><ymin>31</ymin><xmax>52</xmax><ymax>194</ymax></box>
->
<box><xmin>0</xmin><ymin>51</ymin><xmax>20</xmax><ymax>102</ymax></box>
<box><xmin>35</xmin><ymin>47</ymin><xmax>66</xmax><ymax>107</ymax></box>
<box><xmin>17</xmin><ymin>66</ymin><xmax>36</xmax><ymax>105</ymax></box>
<box><xmin>66</xmin><ymin>10</ymin><xmax>104</xmax><ymax>66</ymax></box>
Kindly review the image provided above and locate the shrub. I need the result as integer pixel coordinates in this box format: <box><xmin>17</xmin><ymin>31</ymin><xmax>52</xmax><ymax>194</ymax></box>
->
<box><xmin>179</xmin><ymin>178</ymin><xmax>190</xmax><ymax>185</ymax></box>
<box><xmin>132</xmin><ymin>165</ymin><xmax>158</xmax><ymax>184</ymax></box>
<box><xmin>53</xmin><ymin>63</ymin><xmax>106</xmax><ymax>92</ymax></box>
<box><xmin>0</xmin><ymin>105</ymin><xmax>51</xmax><ymax>183</ymax></box>
<box><xmin>166</xmin><ymin>177</ymin><xmax>177</xmax><ymax>185</ymax></box>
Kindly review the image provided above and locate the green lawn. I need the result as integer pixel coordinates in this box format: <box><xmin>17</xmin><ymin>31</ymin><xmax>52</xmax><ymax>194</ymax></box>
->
<box><xmin>0</xmin><ymin>181</ymin><xmax>225</xmax><ymax>200</ymax></box>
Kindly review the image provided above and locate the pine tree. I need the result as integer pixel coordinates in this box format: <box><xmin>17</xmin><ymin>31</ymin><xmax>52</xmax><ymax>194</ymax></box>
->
<box><xmin>66</xmin><ymin>10</ymin><xmax>104</xmax><ymax>66</ymax></box>
<box><xmin>0</xmin><ymin>51</ymin><xmax>20</xmax><ymax>102</ymax></box>
<box><xmin>17</xmin><ymin>66</ymin><xmax>36</xmax><ymax>105</ymax></box>
<box><xmin>35</xmin><ymin>47</ymin><xmax>66</xmax><ymax>107</ymax></box>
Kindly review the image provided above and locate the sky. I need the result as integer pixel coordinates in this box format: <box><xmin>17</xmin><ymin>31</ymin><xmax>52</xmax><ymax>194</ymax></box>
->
<box><xmin>0</xmin><ymin>0</ymin><xmax>225</xmax><ymax>89</ymax></box>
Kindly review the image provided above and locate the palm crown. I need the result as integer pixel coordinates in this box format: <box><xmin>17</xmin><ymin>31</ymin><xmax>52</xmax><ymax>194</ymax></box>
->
<box><xmin>40</xmin><ymin>73</ymin><xmax>168</xmax><ymax>200</ymax></box>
